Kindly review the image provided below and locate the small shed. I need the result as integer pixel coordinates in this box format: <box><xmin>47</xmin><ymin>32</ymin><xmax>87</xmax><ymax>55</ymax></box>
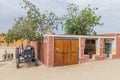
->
<box><xmin>39</xmin><ymin>34</ymin><xmax>118</xmax><ymax>67</ymax></box>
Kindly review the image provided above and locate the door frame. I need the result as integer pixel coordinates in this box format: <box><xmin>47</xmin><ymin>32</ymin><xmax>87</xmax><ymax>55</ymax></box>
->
<box><xmin>105</xmin><ymin>43</ymin><xmax>112</xmax><ymax>58</ymax></box>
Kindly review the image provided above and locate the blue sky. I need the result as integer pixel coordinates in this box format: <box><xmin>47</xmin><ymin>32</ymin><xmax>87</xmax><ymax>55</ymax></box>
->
<box><xmin>0</xmin><ymin>0</ymin><xmax>120</xmax><ymax>34</ymax></box>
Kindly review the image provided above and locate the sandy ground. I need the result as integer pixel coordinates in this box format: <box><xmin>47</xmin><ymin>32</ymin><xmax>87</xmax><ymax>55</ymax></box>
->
<box><xmin>1</xmin><ymin>59</ymin><xmax>120</xmax><ymax>80</ymax></box>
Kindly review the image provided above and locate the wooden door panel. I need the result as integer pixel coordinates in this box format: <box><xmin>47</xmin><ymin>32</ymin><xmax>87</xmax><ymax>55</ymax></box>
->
<box><xmin>54</xmin><ymin>39</ymin><xmax>79</xmax><ymax>66</ymax></box>
<box><xmin>71</xmin><ymin>40</ymin><xmax>79</xmax><ymax>52</ymax></box>
<box><xmin>71</xmin><ymin>53</ymin><xmax>78</xmax><ymax>64</ymax></box>
<box><xmin>67</xmin><ymin>52</ymin><xmax>71</xmax><ymax>65</ymax></box>
<box><xmin>63</xmin><ymin>53</ymin><xmax>67</xmax><ymax>65</ymax></box>
<box><xmin>63</xmin><ymin>40</ymin><xmax>71</xmax><ymax>65</ymax></box>
<box><xmin>55</xmin><ymin>40</ymin><xmax>63</xmax><ymax>52</ymax></box>
<box><xmin>54</xmin><ymin>40</ymin><xmax>63</xmax><ymax>66</ymax></box>
<box><xmin>63</xmin><ymin>40</ymin><xmax>71</xmax><ymax>52</ymax></box>
<box><xmin>71</xmin><ymin>40</ymin><xmax>79</xmax><ymax>64</ymax></box>
<box><xmin>63</xmin><ymin>52</ymin><xmax>71</xmax><ymax>65</ymax></box>
<box><xmin>54</xmin><ymin>53</ymin><xmax>63</xmax><ymax>66</ymax></box>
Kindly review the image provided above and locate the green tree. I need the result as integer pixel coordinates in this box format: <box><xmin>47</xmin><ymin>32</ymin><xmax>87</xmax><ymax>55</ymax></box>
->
<box><xmin>63</xmin><ymin>3</ymin><xmax>103</xmax><ymax>35</ymax></box>
<box><xmin>22</xmin><ymin>0</ymin><xmax>60</xmax><ymax>35</ymax></box>
<box><xmin>6</xmin><ymin>29</ymin><xmax>16</xmax><ymax>43</ymax></box>
<box><xmin>38</xmin><ymin>11</ymin><xmax>60</xmax><ymax>34</ymax></box>
<box><xmin>6</xmin><ymin>0</ymin><xmax>60</xmax><ymax>43</ymax></box>
<box><xmin>6</xmin><ymin>16</ymin><xmax>38</xmax><ymax>43</ymax></box>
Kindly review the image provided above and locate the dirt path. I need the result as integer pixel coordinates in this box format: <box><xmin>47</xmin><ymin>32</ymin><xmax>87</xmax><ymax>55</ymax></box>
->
<box><xmin>0</xmin><ymin>59</ymin><xmax>120</xmax><ymax>80</ymax></box>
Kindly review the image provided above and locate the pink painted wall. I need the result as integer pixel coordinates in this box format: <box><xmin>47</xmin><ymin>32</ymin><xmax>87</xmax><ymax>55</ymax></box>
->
<box><xmin>116</xmin><ymin>34</ymin><xmax>120</xmax><ymax>58</ymax></box>
<box><xmin>79</xmin><ymin>38</ymin><xmax>89</xmax><ymax>63</ymax></box>
<box><xmin>38</xmin><ymin>33</ymin><xmax>120</xmax><ymax>67</ymax></box>
<box><xmin>39</xmin><ymin>36</ymin><xmax>54</xmax><ymax>67</ymax></box>
<box><xmin>99</xmin><ymin>33</ymin><xmax>120</xmax><ymax>59</ymax></box>
<box><xmin>48</xmin><ymin>36</ymin><xmax>54</xmax><ymax>67</ymax></box>
<box><xmin>100</xmin><ymin>38</ymin><xmax>104</xmax><ymax>55</ymax></box>
<box><xmin>39</xmin><ymin>37</ymin><xmax>48</xmax><ymax>65</ymax></box>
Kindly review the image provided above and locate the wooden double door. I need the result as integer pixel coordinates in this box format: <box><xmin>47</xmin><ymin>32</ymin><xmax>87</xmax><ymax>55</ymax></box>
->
<box><xmin>54</xmin><ymin>38</ymin><xmax>79</xmax><ymax>66</ymax></box>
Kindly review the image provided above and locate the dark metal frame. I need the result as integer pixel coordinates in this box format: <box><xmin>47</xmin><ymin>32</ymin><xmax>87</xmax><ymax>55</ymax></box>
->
<box><xmin>15</xmin><ymin>47</ymin><xmax>38</xmax><ymax>68</ymax></box>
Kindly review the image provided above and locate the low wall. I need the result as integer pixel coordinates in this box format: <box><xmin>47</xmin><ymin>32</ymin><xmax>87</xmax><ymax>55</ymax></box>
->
<box><xmin>0</xmin><ymin>46</ymin><xmax>16</xmax><ymax>61</ymax></box>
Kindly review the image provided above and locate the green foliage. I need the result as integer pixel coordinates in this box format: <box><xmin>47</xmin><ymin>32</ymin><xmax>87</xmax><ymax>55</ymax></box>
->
<box><xmin>38</xmin><ymin>11</ymin><xmax>60</xmax><ymax>34</ymax></box>
<box><xmin>6</xmin><ymin>16</ymin><xmax>38</xmax><ymax>42</ymax></box>
<box><xmin>0</xmin><ymin>33</ymin><xmax>6</xmax><ymax>37</ymax></box>
<box><xmin>0</xmin><ymin>33</ymin><xmax>6</xmax><ymax>44</ymax></box>
<box><xmin>63</xmin><ymin>3</ymin><xmax>103</xmax><ymax>35</ymax></box>
<box><xmin>6</xmin><ymin>0</ymin><xmax>60</xmax><ymax>43</ymax></box>
<box><xmin>22</xmin><ymin>0</ymin><xmax>60</xmax><ymax>35</ymax></box>
<box><xmin>5</xmin><ymin>28</ymin><xmax>16</xmax><ymax>43</ymax></box>
<box><xmin>6</xmin><ymin>1</ymin><xmax>103</xmax><ymax>43</ymax></box>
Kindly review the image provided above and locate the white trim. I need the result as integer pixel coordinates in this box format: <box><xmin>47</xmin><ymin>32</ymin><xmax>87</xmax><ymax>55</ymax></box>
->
<box><xmin>99</xmin><ymin>32</ymin><xmax>120</xmax><ymax>35</ymax></box>
<box><xmin>43</xmin><ymin>35</ymin><xmax>115</xmax><ymax>39</ymax></box>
